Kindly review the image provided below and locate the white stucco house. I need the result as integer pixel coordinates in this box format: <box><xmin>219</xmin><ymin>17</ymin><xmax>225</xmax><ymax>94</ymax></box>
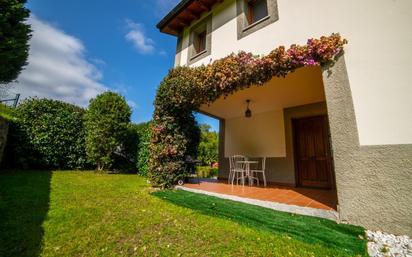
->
<box><xmin>156</xmin><ymin>0</ymin><xmax>412</xmax><ymax>235</ymax></box>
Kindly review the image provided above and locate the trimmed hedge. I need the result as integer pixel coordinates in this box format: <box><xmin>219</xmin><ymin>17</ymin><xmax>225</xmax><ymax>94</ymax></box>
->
<box><xmin>3</xmin><ymin>93</ymin><xmax>151</xmax><ymax>173</ymax></box>
<box><xmin>5</xmin><ymin>98</ymin><xmax>87</xmax><ymax>169</ymax></box>
<box><xmin>135</xmin><ymin>122</ymin><xmax>151</xmax><ymax>176</ymax></box>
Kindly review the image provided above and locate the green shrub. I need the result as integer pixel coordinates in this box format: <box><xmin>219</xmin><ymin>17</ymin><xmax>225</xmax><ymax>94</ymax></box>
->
<box><xmin>196</xmin><ymin>166</ymin><xmax>218</xmax><ymax>178</ymax></box>
<box><xmin>5</xmin><ymin>98</ymin><xmax>87</xmax><ymax>169</ymax></box>
<box><xmin>135</xmin><ymin>122</ymin><xmax>151</xmax><ymax>176</ymax></box>
<box><xmin>85</xmin><ymin>92</ymin><xmax>131</xmax><ymax>171</ymax></box>
<box><xmin>148</xmin><ymin>107</ymin><xmax>200</xmax><ymax>188</ymax></box>
<box><xmin>112</xmin><ymin>122</ymin><xmax>152</xmax><ymax>174</ymax></box>
<box><xmin>111</xmin><ymin>123</ymin><xmax>140</xmax><ymax>172</ymax></box>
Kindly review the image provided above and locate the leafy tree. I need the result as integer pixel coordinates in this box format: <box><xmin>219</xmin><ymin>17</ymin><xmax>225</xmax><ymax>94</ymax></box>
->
<box><xmin>0</xmin><ymin>0</ymin><xmax>31</xmax><ymax>84</ymax></box>
<box><xmin>197</xmin><ymin>124</ymin><xmax>218</xmax><ymax>166</ymax></box>
<box><xmin>85</xmin><ymin>92</ymin><xmax>131</xmax><ymax>171</ymax></box>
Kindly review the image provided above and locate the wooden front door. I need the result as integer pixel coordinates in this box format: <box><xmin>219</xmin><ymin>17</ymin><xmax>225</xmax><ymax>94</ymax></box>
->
<box><xmin>293</xmin><ymin>115</ymin><xmax>334</xmax><ymax>189</ymax></box>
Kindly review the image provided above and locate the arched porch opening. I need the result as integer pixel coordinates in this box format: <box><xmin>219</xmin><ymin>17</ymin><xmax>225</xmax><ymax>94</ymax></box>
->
<box><xmin>149</xmin><ymin>34</ymin><xmax>347</xmax><ymax>192</ymax></box>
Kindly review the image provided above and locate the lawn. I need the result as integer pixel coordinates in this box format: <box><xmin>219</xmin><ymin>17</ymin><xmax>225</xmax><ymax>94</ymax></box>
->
<box><xmin>0</xmin><ymin>103</ymin><xmax>15</xmax><ymax>120</ymax></box>
<box><xmin>0</xmin><ymin>171</ymin><xmax>367</xmax><ymax>257</ymax></box>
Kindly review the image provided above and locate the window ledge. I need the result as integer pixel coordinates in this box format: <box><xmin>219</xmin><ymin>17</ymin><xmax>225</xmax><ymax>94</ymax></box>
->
<box><xmin>190</xmin><ymin>49</ymin><xmax>208</xmax><ymax>61</ymax></box>
<box><xmin>243</xmin><ymin>15</ymin><xmax>271</xmax><ymax>32</ymax></box>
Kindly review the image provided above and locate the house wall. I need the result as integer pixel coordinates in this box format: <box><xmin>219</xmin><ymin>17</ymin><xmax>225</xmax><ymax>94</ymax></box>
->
<box><xmin>220</xmin><ymin>102</ymin><xmax>327</xmax><ymax>185</ymax></box>
<box><xmin>215</xmin><ymin>56</ymin><xmax>412</xmax><ymax>235</ymax></box>
<box><xmin>224</xmin><ymin>110</ymin><xmax>286</xmax><ymax>158</ymax></box>
<box><xmin>322</xmin><ymin>56</ymin><xmax>412</xmax><ymax>236</ymax></box>
<box><xmin>176</xmin><ymin>0</ymin><xmax>412</xmax><ymax>146</ymax></box>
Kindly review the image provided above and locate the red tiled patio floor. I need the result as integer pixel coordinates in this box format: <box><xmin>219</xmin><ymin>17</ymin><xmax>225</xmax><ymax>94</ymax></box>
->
<box><xmin>183</xmin><ymin>181</ymin><xmax>337</xmax><ymax>211</ymax></box>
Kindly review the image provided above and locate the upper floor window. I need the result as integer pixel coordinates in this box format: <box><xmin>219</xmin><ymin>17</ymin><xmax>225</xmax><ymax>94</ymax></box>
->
<box><xmin>237</xmin><ymin>0</ymin><xmax>279</xmax><ymax>39</ymax></box>
<box><xmin>188</xmin><ymin>15</ymin><xmax>212</xmax><ymax>65</ymax></box>
<box><xmin>247</xmin><ymin>0</ymin><xmax>269</xmax><ymax>25</ymax></box>
<box><xmin>194</xmin><ymin>30</ymin><xmax>207</xmax><ymax>54</ymax></box>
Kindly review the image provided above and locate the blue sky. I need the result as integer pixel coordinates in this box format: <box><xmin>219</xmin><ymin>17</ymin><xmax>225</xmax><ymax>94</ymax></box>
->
<box><xmin>13</xmin><ymin>0</ymin><xmax>218</xmax><ymax>131</ymax></box>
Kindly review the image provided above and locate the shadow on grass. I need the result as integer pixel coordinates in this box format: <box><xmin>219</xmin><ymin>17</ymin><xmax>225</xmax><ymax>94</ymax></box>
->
<box><xmin>0</xmin><ymin>171</ymin><xmax>51</xmax><ymax>257</ymax></box>
<box><xmin>152</xmin><ymin>190</ymin><xmax>368</xmax><ymax>256</ymax></box>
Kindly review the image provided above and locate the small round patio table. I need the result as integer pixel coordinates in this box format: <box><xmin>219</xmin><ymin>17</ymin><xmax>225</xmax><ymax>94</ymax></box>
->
<box><xmin>236</xmin><ymin>160</ymin><xmax>258</xmax><ymax>186</ymax></box>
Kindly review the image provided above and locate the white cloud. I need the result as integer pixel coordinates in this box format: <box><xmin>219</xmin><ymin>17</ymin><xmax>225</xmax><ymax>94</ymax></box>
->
<box><xmin>90</xmin><ymin>58</ymin><xmax>106</xmax><ymax>66</ymax></box>
<box><xmin>10</xmin><ymin>16</ymin><xmax>107</xmax><ymax>107</ymax></box>
<box><xmin>127</xmin><ymin>100</ymin><xmax>138</xmax><ymax>110</ymax></box>
<box><xmin>125</xmin><ymin>20</ymin><xmax>155</xmax><ymax>54</ymax></box>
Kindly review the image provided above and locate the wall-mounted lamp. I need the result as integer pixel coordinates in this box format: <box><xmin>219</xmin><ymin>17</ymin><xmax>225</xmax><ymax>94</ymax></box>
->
<box><xmin>245</xmin><ymin>99</ymin><xmax>252</xmax><ymax>118</ymax></box>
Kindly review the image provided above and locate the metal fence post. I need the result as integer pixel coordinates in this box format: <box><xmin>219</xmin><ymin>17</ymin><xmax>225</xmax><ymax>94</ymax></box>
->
<box><xmin>13</xmin><ymin>94</ymin><xmax>20</xmax><ymax>108</ymax></box>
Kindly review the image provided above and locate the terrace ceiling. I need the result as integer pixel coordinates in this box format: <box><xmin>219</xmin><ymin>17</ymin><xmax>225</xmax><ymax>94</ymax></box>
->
<box><xmin>199</xmin><ymin>66</ymin><xmax>326</xmax><ymax>119</ymax></box>
<box><xmin>157</xmin><ymin>0</ymin><xmax>224</xmax><ymax>36</ymax></box>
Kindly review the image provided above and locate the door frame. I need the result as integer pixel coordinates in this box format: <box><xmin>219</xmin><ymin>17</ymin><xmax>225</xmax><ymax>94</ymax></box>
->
<box><xmin>292</xmin><ymin>115</ymin><xmax>336</xmax><ymax>189</ymax></box>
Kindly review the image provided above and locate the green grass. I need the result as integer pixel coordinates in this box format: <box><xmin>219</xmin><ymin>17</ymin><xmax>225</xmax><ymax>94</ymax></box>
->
<box><xmin>0</xmin><ymin>171</ymin><xmax>367</xmax><ymax>257</ymax></box>
<box><xmin>0</xmin><ymin>103</ymin><xmax>15</xmax><ymax>120</ymax></box>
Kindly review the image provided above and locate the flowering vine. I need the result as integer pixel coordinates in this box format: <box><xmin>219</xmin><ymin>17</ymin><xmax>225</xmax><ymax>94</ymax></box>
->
<box><xmin>149</xmin><ymin>33</ymin><xmax>347</xmax><ymax>188</ymax></box>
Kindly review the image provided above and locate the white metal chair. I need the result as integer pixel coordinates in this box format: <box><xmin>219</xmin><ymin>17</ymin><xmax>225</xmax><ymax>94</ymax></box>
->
<box><xmin>250</xmin><ymin>157</ymin><xmax>267</xmax><ymax>187</ymax></box>
<box><xmin>228</xmin><ymin>155</ymin><xmax>239</xmax><ymax>183</ymax></box>
<box><xmin>229</xmin><ymin>155</ymin><xmax>246</xmax><ymax>185</ymax></box>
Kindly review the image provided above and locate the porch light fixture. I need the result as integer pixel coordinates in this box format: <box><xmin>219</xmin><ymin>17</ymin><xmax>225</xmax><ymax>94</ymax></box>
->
<box><xmin>245</xmin><ymin>99</ymin><xmax>252</xmax><ymax>118</ymax></box>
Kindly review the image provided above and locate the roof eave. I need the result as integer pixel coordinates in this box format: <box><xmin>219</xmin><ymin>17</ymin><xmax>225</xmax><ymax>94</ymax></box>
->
<box><xmin>156</xmin><ymin>0</ymin><xmax>194</xmax><ymax>36</ymax></box>
<box><xmin>157</xmin><ymin>0</ymin><xmax>224</xmax><ymax>37</ymax></box>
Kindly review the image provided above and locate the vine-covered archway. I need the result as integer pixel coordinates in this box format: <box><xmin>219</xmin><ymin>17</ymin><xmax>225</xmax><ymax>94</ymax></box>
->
<box><xmin>149</xmin><ymin>33</ymin><xmax>347</xmax><ymax>188</ymax></box>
